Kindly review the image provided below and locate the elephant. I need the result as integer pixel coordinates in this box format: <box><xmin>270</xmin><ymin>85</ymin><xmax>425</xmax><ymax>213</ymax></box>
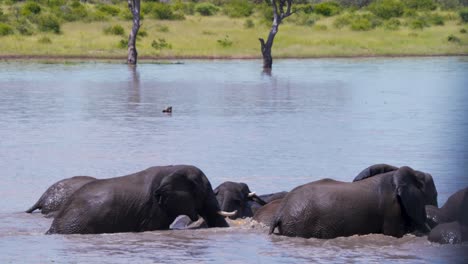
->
<box><xmin>214</xmin><ymin>181</ymin><xmax>288</xmax><ymax>219</ymax></box>
<box><xmin>25</xmin><ymin>176</ymin><xmax>96</xmax><ymax>218</ymax></box>
<box><xmin>353</xmin><ymin>163</ymin><xmax>399</xmax><ymax>181</ymax></box>
<box><xmin>354</xmin><ymin>163</ymin><xmax>438</xmax><ymax>207</ymax></box>
<box><xmin>253</xmin><ymin>199</ymin><xmax>282</xmax><ymax>227</ymax></box>
<box><xmin>427</xmin><ymin>187</ymin><xmax>468</xmax><ymax>244</ymax></box>
<box><xmin>426</xmin><ymin>187</ymin><xmax>468</xmax><ymax>228</ymax></box>
<box><xmin>269</xmin><ymin>166</ymin><xmax>432</xmax><ymax>239</ymax></box>
<box><xmin>249</xmin><ymin>191</ymin><xmax>288</xmax><ymax>214</ymax></box>
<box><xmin>214</xmin><ymin>181</ymin><xmax>267</xmax><ymax>219</ymax></box>
<box><xmin>46</xmin><ymin>165</ymin><xmax>233</xmax><ymax>234</ymax></box>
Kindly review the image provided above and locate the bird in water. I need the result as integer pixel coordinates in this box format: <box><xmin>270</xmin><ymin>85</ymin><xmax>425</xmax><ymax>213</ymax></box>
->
<box><xmin>162</xmin><ymin>106</ymin><xmax>172</xmax><ymax>113</ymax></box>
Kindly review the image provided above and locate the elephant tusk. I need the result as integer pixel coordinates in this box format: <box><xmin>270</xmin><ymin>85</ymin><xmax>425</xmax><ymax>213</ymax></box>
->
<box><xmin>217</xmin><ymin>210</ymin><xmax>237</xmax><ymax>217</ymax></box>
<box><xmin>248</xmin><ymin>192</ymin><xmax>256</xmax><ymax>198</ymax></box>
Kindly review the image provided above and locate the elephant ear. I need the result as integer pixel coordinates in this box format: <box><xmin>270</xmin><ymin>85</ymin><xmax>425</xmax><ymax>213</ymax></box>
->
<box><xmin>393</xmin><ymin>166</ymin><xmax>427</xmax><ymax>227</ymax></box>
<box><xmin>459</xmin><ymin>188</ymin><xmax>468</xmax><ymax>226</ymax></box>
<box><xmin>353</xmin><ymin>164</ymin><xmax>399</xmax><ymax>182</ymax></box>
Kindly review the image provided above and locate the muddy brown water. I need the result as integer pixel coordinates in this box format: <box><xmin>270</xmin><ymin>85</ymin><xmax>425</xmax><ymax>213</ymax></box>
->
<box><xmin>0</xmin><ymin>58</ymin><xmax>467</xmax><ymax>263</ymax></box>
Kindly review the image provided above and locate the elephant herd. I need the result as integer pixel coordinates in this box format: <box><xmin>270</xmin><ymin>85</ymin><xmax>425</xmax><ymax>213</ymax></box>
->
<box><xmin>26</xmin><ymin>164</ymin><xmax>467</xmax><ymax>245</ymax></box>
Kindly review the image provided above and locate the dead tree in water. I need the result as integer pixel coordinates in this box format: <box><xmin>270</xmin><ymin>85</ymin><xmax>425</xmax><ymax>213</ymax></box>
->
<box><xmin>259</xmin><ymin>0</ymin><xmax>293</xmax><ymax>69</ymax></box>
<box><xmin>127</xmin><ymin>0</ymin><xmax>141</xmax><ymax>65</ymax></box>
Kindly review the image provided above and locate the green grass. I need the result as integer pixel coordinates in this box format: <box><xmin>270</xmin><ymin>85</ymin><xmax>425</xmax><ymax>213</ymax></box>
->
<box><xmin>0</xmin><ymin>14</ymin><xmax>467</xmax><ymax>59</ymax></box>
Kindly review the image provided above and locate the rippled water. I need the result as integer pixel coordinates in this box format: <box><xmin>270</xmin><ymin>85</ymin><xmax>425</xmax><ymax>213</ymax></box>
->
<box><xmin>0</xmin><ymin>58</ymin><xmax>467</xmax><ymax>263</ymax></box>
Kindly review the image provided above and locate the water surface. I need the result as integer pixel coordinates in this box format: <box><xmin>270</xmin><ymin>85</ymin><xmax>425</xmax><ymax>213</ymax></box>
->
<box><xmin>0</xmin><ymin>58</ymin><xmax>467</xmax><ymax>263</ymax></box>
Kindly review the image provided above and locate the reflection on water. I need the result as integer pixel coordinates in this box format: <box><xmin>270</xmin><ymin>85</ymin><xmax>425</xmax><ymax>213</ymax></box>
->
<box><xmin>0</xmin><ymin>58</ymin><xmax>467</xmax><ymax>263</ymax></box>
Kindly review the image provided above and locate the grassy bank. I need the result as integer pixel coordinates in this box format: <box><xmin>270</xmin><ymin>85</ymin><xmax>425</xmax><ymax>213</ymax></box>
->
<box><xmin>1</xmin><ymin>1</ymin><xmax>468</xmax><ymax>60</ymax></box>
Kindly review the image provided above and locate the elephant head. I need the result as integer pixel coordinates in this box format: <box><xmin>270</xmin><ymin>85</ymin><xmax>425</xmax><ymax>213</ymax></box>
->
<box><xmin>393</xmin><ymin>166</ymin><xmax>431</xmax><ymax>233</ymax></box>
<box><xmin>214</xmin><ymin>181</ymin><xmax>267</xmax><ymax>219</ymax></box>
<box><xmin>355</xmin><ymin>164</ymin><xmax>438</xmax><ymax>207</ymax></box>
<box><xmin>154</xmin><ymin>166</ymin><xmax>230</xmax><ymax>228</ymax></box>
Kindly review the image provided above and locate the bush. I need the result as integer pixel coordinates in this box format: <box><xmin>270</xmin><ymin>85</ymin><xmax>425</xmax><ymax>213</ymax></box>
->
<box><xmin>404</xmin><ymin>0</ymin><xmax>437</xmax><ymax>10</ymax></box>
<box><xmin>350</xmin><ymin>16</ymin><xmax>373</xmax><ymax>30</ymax></box>
<box><xmin>195</xmin><ymin>3</ymin><xmax>219</xmax><ymax>16</ymax></box>
<box><xmin>333</xmin><ymin>13</ymin><xmax>353</xmax><ymax>28</ymax></box>
<box><xmin>97</xmin><ymin>4</ymin><xmax>120</xmax><ymax>16</ymax></box>
<box><xmin>57</xmin><ymin>2</ymin><xmax>89</xmax><ymax>22</ymax></box>
<box><xmin>173</xmin><ymin>0</ymin><xmax>195</xmax><ymax>15</ymax></box>
<box><xmin>244</xmin><ymin>18</ymin><xmax>254</xmax><ymax>28</ymax></box>
<box><xmin>103</xmin><ymin>25</ymin><xmax>125</xmax><ymax>35</ymax></box>
<box><xmin>37</xmin><ymin>14</ymin><xmax>61</xmax><ymax>34</ymax></box>
<box><xmin>333</xmin><ymin>12</ymin><xmax>380</xmax><ymax>30</ymax></box>
<box><xmin>294</xmin><ymin>4</ymin><xmax>314</xmax><ymax>14</ymax></box>
<box><xmin>152</xmin><ymin>3</ymin><xmax>184</xmax><ymax>20</ymax></box>
<box><xmin>223</xmin><ymin>0</ymin><xmax>254</xmax><ymax>18</ymax></box>
<box><xmin>0</xmin><ymin>8</ymin><xmax>7</xmax><ymax>22</ymax></box>
<box><xmin>409</xmin><ymin>17</ymin><xmax>430</xmax><ymax>30</ymax></box>
<box><xmin>21</xmin><ymin>1</ymin><xmax>41</xmax><ymax>16</ymax></box>
<box><xmin>461</xmin><ymin>28</ymin><xmax>467</xmax><ymax>33</ymax></box>
<box><xmin>428</xmin><ymin>13</ymin><xmax>445</xmax><ymax>25</ymax></box>
<box><xmin>15</xmin><ymin>18</ymin><xmax>34</xmax><ymax>35</ymax></box>
<box><xmin>460</xmin><ymin>8</ymin><xmax>468</xmax><ymax>23</ymax></box>
<box><xmin>38</xmin><ymin>36</ymin><xmax>52</xmax><ymax>44</ymax></box>
<box><xmin>151</xmin><ymin>38</ymin><xmax>172</xmax><ymax>50</ymax></box>
<box><xmin>368</xmin><ymin>0</ymin><xmax>404</xmax><ymax>19</ymax></box>
<box><xmin>314</xmin><ymin>1</ymin><xmax>342</xmax><ymax>17</ymax></box>
<box><xmin>448</xmin><ymin>34</ymin><xmax>461</xmax><ymax>43</ymax></box>
<box><xmin>0</xmin><ymin>23</ymin><xmax>13</xmax><ymax>36</ymax></box>
<box><xmin>291</xmin><ymin>12</ymin><xmax>317</xmax><ymax>26</ymax></box>
<box><xmin>138</xmin><ymin>29</ymin><xmax>147</xmax><ymax>38</ymax></box>
<box><xmin>217</xmin><ymin>35</ymin><xmax>233</xmax><ymax>47</ymax></box>
<box><xmin>118</xmin><ymin>38</ymin><xmax>128</xmax><ymax>49</ymax></box>
<box><xmin>383</xmin><ymin>17</ymin><xmax>400</xmax><ymax>30</ymax></box>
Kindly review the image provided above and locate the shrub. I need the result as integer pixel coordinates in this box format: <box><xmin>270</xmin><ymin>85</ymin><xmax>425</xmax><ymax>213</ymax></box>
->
<box><xmin>383</xmin><ymin>17</ymin><xmax>400</xmax><ymax>30</ymax></box>
<box><xmin>152</xmin><ymin>3</ymin><xmax>184</xmax><ymax>20</ymax></box>
<box><xmin>0</xmin><ymin>8</ymin><xmax>7</xmax><ymax>22</ymax></box>
<box><xmin>37</xmin><ymin>14</ymin><xmax>61</xmax><ymax>34</ymax></box>
<box><xmin>223</xmin><ymin>0</ymin><xmax>254</xmax><ymax>18</ymax></box>
<box><xmin>461</xmin><ymin>28</ymin><xmax>467</xmax><ymax>33</ymax></box>
<box><xmin>350</xmin><ymin>16</ymin><xmax>373</xmax><ymax>30</ymax></box>
<box><xmin>0</xmin><ymin>23</ymin><xmax>13</xmax><ymax>36</ymax></box>
<box><xmin>428</xmin><ymin>13</ymin><xmax>445</xmax><ymax>25</ymax></box>
<box><xmin>460</xmin><ymin>8</ymin><xmax>468</xmax><ymax>23</ymax></box>
<box><xmin>38</xmin><ymin>36</ymin><xmax>52</xmax><ymax>44</ymax></box>
<box><xmin>217</xmin><ymin>35</ymin><xmax>233</xmax><ymax>47</ymax></box>
<box><xmin>314</xmin><ymin>1</ymin><xmax>342</xmax><ymax>17</ymax></box>
<box><xmin>86</xmin><ymin>10</ymin><xmax>108</xmax><ymax>22</ymax></box>
<box><xmin>294</xmin><ymin>4</ymin><xmax>314</xmax><ymax>14</ymax></box>
<box><xmin>409</xmin><ymin>17</ymin><xmax>429</xmax><ymax>30</ymax></box>
<box><xmin>57</xmin><ymin>2</ymin><xmax>89</xmax><ymax>22</ymax></box>
<box><xmin>138</xmin><ymin>29</ymin><xmax>147</xmax><ymax>38</ymax></box>
<box><xmin>333</xmin><ymin>13</ymin><xmax>353</xmax><ymax>28</ymax></box>
<box><xmin>195</xmin><ymin>3</ymin><xmax>219</xmax><ymax>16</ymax></box>
<box><xmin>173</xmin><ymin>0</ymin><xmax>195</xmax><ymax>15</ymax></box>
<box><xmin>15</xmin><ymin>18</ymin><xmax>34</xmax><ymax>35</ymax></box>
<box><xmin>447</xmin><ymin>34</ymin><xmax>461</xmax><ymax>43</ymax></box>
<box><xmin>151</xmin><ymin>38</ymin><xmax>172</xmax><ymax>50</ymax></box>
<box><xmin>21</xmin><ymin>1</ymin><xmax>41</xmax><ymax>16</ymax></box>
<box><xmin>368</xmin><ymin>0</ymin><xmax>404</xmax><ymax>19</ymax></box>
<box><xmin>118</xmin><ymin>38</ymin><xmax>128</xmax><ymax>49</ymax></box>
<box><xmin>103</xmin><ymin>25</ymin><xmax>125</xmax><ymax>35</ymax></box>
<box><xmin>258</xmin><ymin>2</ymin><xmax>274</xmax><ymax>23</ymax></box>
<box><xmin>244</xmin><ymin>18</ymin><xmax>254</xmax><ymax>28</ymax></box>
<box><xmin>404</xmin><ymin>0</ymin><xmax>437</xmax><ymax>11</ymax></box>
<box><xmin>292</xmin><ymin>12</ymin><xmax>317</xmax><ymax>26</ymax></box>
<box><xmin>97</xmin><ymin>4</ymin><xmax>120</xmax><ymax>16</ymax></box>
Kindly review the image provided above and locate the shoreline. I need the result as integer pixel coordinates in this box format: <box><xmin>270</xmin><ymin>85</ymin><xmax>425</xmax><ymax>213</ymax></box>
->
<box><xmin>1</xmin><ymin>53</ymin><xmax>467</xmax><ymax>62</ymax></box>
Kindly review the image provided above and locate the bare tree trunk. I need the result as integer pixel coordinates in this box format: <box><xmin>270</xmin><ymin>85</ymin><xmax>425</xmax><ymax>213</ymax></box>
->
<box><xmin>127</xmin><ymin>0</ymin><xmax>141</xmax><ymax>65</ymax></box>
<box><xmin>259</xmin><ymin>0</ymin><xmax>293</xmax><ymax>69</ymax></box>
